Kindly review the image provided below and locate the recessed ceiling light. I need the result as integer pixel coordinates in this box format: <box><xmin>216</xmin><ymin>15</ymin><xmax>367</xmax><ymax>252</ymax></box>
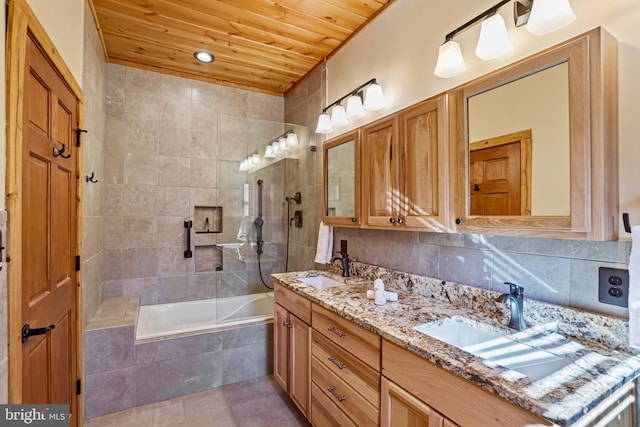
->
<box><xmin>194</xmin><ymin>51</ymin><xmax>215</xmax><ymax>63</ymax></box>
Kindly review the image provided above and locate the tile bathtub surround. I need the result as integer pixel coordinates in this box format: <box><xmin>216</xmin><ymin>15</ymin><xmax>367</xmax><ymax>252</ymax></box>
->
<box><xmin>84</xmin><ymin>296</ymin><xmax>273</xmax><ymax>418</ymax></box>
<box><xmin>274</xmin><ymin>265</ymin><xmax>640</xmax><ymax>426</ymax></box>
<box><xmin>103</xmin><ymin>63</ymin><xmax>290</xmax><ymax>305</ymax></box>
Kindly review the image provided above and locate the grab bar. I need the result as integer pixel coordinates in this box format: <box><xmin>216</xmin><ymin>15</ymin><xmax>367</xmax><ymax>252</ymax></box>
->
<box><xmin>184</xmin><ymin>220</ymin><xmax>193</xmax><ymax>258</ymax></box>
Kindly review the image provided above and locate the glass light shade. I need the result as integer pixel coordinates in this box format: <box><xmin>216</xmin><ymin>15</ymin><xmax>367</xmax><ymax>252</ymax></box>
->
<box><xmin>239</xmin><ymin>160</ymin><xmax>246</xmax><ymax>171</ymax></box>
<box><xmin>287</xmin><ymin>132</ymin><xmax>299</xmax><ymax>147</ymax></box>
<box><xmin>264</xmin><ymin>145</ymin><xmax>276</xmax><ymax>158</ymax></box>
<box><xmin>278</xmin><ymin>137</ymin><xmax>288</xmax><ymax>152</ymax></box>
<box><xmin>433</xmin><ymin>40</ymin><xmax>467</xmax><ymax>78</ymax></box>
<box><xmin>315</xmin><ymin>113</ymin><xmax>333</xmax><ymax>134</ymax></box>
<box><xmin>271</xmin><ymin>141</ymin><xmax>280</xmax><ymax>153</ymax></box>
<box><xmin>346</xmin><ymin>95</ymin><xmax>366</xmax><ymax>120</ymax></box>
<box><xmin>526</xmin><ymin>0</ymin><xmax>576</xmax><ymax>36</ymax></box>
<box><xmin>475</xmin><ymin>14</ymin><xmax>513</xmax><ymax>60</ymax></box>
<box><xmin>251</xmin><ymin>153</ymin><xmax>260</xmax><ymax>165</ymax></box>
<box><xmin>330</xmin><ymin>105</ymin><xmax>348</xmax><ymax>127</ymax></box>
<box><xmin>363</xmin><ymin>84</ymin><xmax>385</xmax><ymax>111</ymax></box>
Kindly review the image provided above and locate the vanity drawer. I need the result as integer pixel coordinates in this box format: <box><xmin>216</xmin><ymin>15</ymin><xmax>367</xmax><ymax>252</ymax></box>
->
<box><xmin>312</xmin><ymin>331</ymin><xmax>379</xmax><ymax>408</ymax></box>
<box><xmin>312</xmin><ymin>354</ymin><xmax>379</xmax><ymax>427</ymax></box>
<box><xmin>274</xmin><ymin>283</ymin><xmax>311</xmax><ymax>324</ymax></box>
<box><xmin>312</xmin><ymin>304</ymin><xmax>381</xmax><ymax>370</ymax></box>
<box><xmin>311</xmin><ymin>382</ymin><xmax>358</xmax><ymax>427</ymax></box>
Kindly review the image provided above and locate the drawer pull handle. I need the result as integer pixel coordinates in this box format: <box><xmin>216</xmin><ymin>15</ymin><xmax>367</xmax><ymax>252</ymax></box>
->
<box><xmin>327</xmin><ymin>386</ymin><xmax>346</xmax><ymax>403</ymax></box>
<box><xmin>327</xmin><ymin>326</ymin><xmax>346</xmax><ymax>338</ymax></box>
<box><xmin>283</xmin><ymin>321</ymin><xmax>292</xmax><ymax>328</ymax></box>
<box><xmin>328</xmin><ymin>356</ymin><xmax>346</xmax><ymax>370</ymax></box>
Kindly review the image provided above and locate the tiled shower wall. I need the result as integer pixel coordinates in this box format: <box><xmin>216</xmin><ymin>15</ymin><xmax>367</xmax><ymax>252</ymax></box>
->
<box><xmin>287</xmin><ymin>65</ymin><xmax>632</xmax><ymax>319</ymax></box>
<box><xmin>102</xmin><ymin>64</ymin><xmax>286</xmax><ymax>304</ymax></box>
<box><xmin>284</xmin><ymin>64</ymin><xmax>327</xmax><ymax>271</ymax></box>
<box><xmin>82</xmin><ymin>0</ymin><xmax>107</xmax><ymax>326</ymax></box>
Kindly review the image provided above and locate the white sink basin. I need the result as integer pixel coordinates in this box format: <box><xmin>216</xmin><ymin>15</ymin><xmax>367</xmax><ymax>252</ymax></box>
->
<box><xmin>414</xmin><ymin>317</ymin><xmax>572</xmax><ymax>380</ymax></box>
<box><xmin>297</xmin><ymin>275</ymin><xmax>346</xmax><ymax>289</ymax></box>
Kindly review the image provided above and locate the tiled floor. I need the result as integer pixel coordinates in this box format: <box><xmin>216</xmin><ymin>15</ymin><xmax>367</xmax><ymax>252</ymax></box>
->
<box><xmin>83</xmin><ymin>375</ymin><xmax>311</xmax><ymax>427</ymax></box>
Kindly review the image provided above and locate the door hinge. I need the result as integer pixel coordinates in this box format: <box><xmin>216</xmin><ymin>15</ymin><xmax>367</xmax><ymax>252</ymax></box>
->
<box><xmin>76</xmin><ymin>379</ymin><xmax>81</xmax><ymax>395</ymax></box>
<box><xmin>75</xmin><ymin>255</ymin><xmax>80</xmax><ymax>271</ymax></box>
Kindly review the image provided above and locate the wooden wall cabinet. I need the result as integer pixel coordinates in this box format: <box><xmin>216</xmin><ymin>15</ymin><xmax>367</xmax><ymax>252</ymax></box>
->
<box><xmin>274</xmin><ymin>284</ymin><xmax>311</xmax><ymax>417</ymax></box>
<box><xmin>451</xmin><ymin>27</ymin><xmax>618</xmax><ymax>240</ymax></box>
<box><xmin>362</xmin><ymin>95</ymin><xmax>449</xmax><ymax>231</ymax></box>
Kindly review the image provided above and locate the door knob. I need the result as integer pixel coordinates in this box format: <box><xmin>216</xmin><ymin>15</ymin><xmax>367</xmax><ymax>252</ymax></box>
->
<box><xmin>473</xmin><ymin>184</ymin><xmax>481</xmax><ymax>191</ymax></box>
<box><xmin>22</xmin><ymin>324</ymin><xmax>55</xmax><ymax>343</ymax></box>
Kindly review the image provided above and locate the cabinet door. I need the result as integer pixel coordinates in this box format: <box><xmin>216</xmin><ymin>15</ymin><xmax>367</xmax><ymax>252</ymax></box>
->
<box><xmin>273</xmin><ymin>304</ymin><xmax>289</xmax><ymax>392</ymax></box>
<box><xmin>289</xmin><ymin>313</ymin><xmax>311</xmax><ymax>417</ymax></box>
<box><xmin>381</xmin><ymin>377</ymin><xmax>457</xmax><ymax>427</ymax></box>
<box><xmin>363</xmin><ymin>117</ymin><xmax>399</xmax><ymax>227</ymax></box>
<box><xmin>400</xmin><ymin>95</ymin><xmax>449</xmax><ymax>230</ymax></box>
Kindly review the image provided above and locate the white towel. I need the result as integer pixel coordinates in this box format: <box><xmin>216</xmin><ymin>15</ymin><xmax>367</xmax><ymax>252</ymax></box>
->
<box><xmin>314</xmin><ymin>222</ymin><xmax>333</xmax><ymax>264</ymax></box>
<box><xmin>366</xmin><ymin>290</ymin><xmax>398</xmax><ymax>302</ymax></box>
<box><xmin>629</xmin><ymin>226</ymin><xmax>640</xmax><ymax>348</ymax></box>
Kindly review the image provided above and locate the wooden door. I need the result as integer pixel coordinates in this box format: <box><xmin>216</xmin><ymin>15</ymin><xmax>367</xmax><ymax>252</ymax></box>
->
<box><xmin>289</xmin><ymin>314</ymin><xmax>310</xmax><ymax>417</ymax></box>
<box><xmin>273</xmin><ymin>303</ymin><xmax>289</xmax><ymax>392</ymax></box>
<box><xmin>469</xmin><ymin>142</ymin><xmax>521</xmax><ymax>216</ymax></box>
<box><xmin>381</xmin><ymin>377</ymin><xmax>456</xmax><ymax>427</ymax></box>
<box><xmin>400</xmin><ymin>97</ymin><xmax>447</xmax><ymax>229</ymax></box>
<box><xmin>21</xmin><ymin>33</ymin><xmax>79</xmax><ymax>416</ymax></box>
<box><xmin>363</xmin><ymin>118</ymin><xmax>398</xmax><ymax>227</ymax></box>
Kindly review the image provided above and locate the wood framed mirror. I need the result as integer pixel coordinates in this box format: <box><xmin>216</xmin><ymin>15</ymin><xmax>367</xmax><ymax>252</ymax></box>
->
<box><xmin>451</xmin><ymin>27</ymin><xmax>618</xmax><ymax>240</ymax></box>
<box><xmin>323</xmin><ymin>130</ymin><xmax>361</xmax><ymax>226</ymax></box>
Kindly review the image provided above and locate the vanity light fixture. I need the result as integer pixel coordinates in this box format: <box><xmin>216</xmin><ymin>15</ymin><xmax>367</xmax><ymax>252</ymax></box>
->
<box><xmin>193</xmin><ymin>50</ymin><xmax>215</xmax><ymax>63</ymax></box>
<box><xmin>315</xmin><ymin>78</ymin><xmax>386</xmax><ymax>134</ymax></box>
<box><xmin>264</xmin><ymin>145</ymin><xmax>276</xmax><ymax>159</ymax></box>
<box><xmin>434</xmin><ymin>0</ymin><xmax>576</xmax><ymax>78</ymax></box>
<box><xmin>243</xmin><ymin>129</ymin><xmax>300</xmax><ymax>171</ymax></box>
<box><xmin>287</xmin><ymin>132</ymin><xmax>299</xmax><ymax>148</ymax></box>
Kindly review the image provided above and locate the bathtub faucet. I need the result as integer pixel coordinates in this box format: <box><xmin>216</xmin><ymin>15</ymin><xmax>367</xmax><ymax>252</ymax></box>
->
<box><xmin>331</xmin><ymin>239</ymin><xmax>350</xmax><ymax>277</ymax></box>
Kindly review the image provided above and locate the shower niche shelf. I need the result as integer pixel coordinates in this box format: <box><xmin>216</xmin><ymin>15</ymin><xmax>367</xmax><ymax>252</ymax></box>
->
<box><xmin>194</xmin><ymin>245</ymin><xmax>223</xmax><ymax>273</ymax></box>
<box><xmin>194</xmin><ymin>206</ymin><xmax>223</xmax><ymax>234</ymax></box>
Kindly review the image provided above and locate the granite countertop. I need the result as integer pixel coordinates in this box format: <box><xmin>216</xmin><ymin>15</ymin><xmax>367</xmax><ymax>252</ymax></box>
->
<box><xmin>272</xmin><ymin>263</ymin><xmax>640</xmax><ymax>426</ymax></box>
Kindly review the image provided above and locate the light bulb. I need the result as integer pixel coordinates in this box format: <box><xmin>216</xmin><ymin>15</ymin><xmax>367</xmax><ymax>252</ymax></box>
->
<box><xmin>330</xmin><ymin>105</ymin><xmax>348</xmax><ymax>127</ymax></box>
<box><xmin>315</xmin><ymin>113</ymin><xmax>333</xmax><ymax>134</ymax></box>
<box><xmin>526</xmin><ymin>0</ymin><xmax>576</xmax><ymax>36</ymax></box>
<box><xmin>264</xmin><ymin>145</ymin><xmax>275</xmax><ymax>158</ymax></box>
<box><xmin>475</xmin><ymin>14</ymin><xmax>513</xmax><ymax>61</ymax></box>
<box><xmin>287</xmin><ymin>132</ymin><xmax>299</xmax><ymax>147</ymax></box>
<box><xmin>363</xmin><ymin>83</ymin><xmax>385</xmax><ymax>111</ymax></box>
<box><xmin>193</xmin><ymin>51</ymin><xmax>214</xmax><ymax>63</ymax></box>
<box><xmin>346</xmin><ymin>95</ymin><xmax>366</xmax><ymax>120</ymax></box>
<box><xmin>433</xmin><ymin>40</ymin><xmax>467</xmax><ymax>78</ymax></box>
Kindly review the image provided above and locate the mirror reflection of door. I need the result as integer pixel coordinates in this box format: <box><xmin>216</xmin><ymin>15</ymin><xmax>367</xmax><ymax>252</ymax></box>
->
<box><xmin>469</xmin><ymin>130</ymin><xmax>532</xmax><ymax>216</ymax></box>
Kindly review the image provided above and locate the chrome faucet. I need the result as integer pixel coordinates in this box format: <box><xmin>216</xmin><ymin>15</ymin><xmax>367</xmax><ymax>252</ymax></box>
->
<box><xmin>331</xmin><ymin>239</ymin><xmax>350</xmax><ymax>277</ymax></box>
<box><xmin>496</xmin><ymin>282</ymin><xmax>525</xmax><ymax>330</ymax></box>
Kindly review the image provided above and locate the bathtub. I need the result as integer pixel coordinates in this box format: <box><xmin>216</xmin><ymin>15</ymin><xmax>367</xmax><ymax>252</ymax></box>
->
<box><xmin>136</xmin><ymin>292</ymin><xmax>274</xmax><ymax>340</ymax></box>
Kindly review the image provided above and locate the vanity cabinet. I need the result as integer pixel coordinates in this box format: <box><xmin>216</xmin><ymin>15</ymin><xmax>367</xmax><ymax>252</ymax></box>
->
<box><xmin>362</xmin><ymin>95</ymin><xmax>449</xmax><ymax>230</ymax></box>
<box><xmin>274</xmin><ymin>284</ymin><xmax>311</xmax><ymax>418</ymax></box>
<box><xmin>381</xmin><ymin>377</ymin><xmax>458</xmax><ymax>427</ymax></box>
<box><xmin>381</xmin><ymin>339</ymin><xmax>552</xmax><ymax>426</ymax></box>
<box><xmin>310</xmin><ymin>304</ymin><xmax>381</xmax><ymax>426</ymax></box>
<box><xmin>451</xmin><ymin>27</ymin><xmax>618</xmax><ymax>240</ymax></box>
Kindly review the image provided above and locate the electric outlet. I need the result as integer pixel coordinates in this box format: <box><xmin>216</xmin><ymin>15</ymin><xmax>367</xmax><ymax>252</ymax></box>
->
<box><xmin>598</xmin><ymin>267</ymin><xmax>629</xmax><ymax>308</ymax></box>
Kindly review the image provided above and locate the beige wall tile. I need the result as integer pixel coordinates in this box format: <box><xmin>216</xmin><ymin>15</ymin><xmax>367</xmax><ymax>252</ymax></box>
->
<box><xmin>124</xmin><ymin>152</ymin><xmax>158</xmax><ymax>185</ymax></box>
<box><xmin>124</xmin><ymin>119</ymin><xmax>159</xmax><ymax>154</ymax></box>
<box><xmin>157</xmin><ymin>186</ymin><xmax>190</xmax><ymax>216</ymax></box>
<box><xmin>190</xmin><ymin>159</ymin><xmax>217</xmax><ymax>188</ymax></box>
<box><xmin>159</xmin><ymin>157</ymin><xmax>190</xmax><ymax>187</ymax></box>
<box><xmin>122</xmin><ymin>248</ymin><xmax>158</xmax><ymax>279</ymax></box>
<box><xmin>123</xmin><ymin>185</ymin><xmax>157</xmax><ymax>215</ymax></box>
<box><xmin>122</xmin><ymin>216</ymin><xmax>158</xmax><ymax>248</ymax></box>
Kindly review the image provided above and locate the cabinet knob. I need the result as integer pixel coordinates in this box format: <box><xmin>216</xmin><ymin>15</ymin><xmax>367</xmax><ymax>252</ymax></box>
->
<box><xmin>351</xmin><ymin>217</ymin><xmax>357</xmax><ymax>223</ymax></box>
<box><xmin>283</xmin><ymin>321</ymin><xmax>292</xmax><ymax>328</ymax></box>
<box><xmin>397</xmin><ymin>217</ymin><xmax>404</xmax><ymax>224</ymax></box>
<box><xmin>455</xmin><ymin>218</ymin><xmax>464</xmax><ymax>225</ymax></box>
<box><xmin>389</xmin><ymin>217</ymin><xmax>396</xmax><ymax>224</ymax></box>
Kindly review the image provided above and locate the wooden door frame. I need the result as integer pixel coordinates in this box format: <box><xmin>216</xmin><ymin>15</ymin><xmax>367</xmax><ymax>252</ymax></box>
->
<box><xmin>469</xmin><ymin>129</ymin><xmax>533</xmax><ymax>216</ymax></box>
<box><xmin>6</xmin><ymin>0</ymin><xmax>84</xmax><ymax>418</ymax></box>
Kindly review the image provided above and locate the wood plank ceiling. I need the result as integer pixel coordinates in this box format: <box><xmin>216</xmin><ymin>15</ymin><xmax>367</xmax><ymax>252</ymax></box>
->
<box><xmin>89</xmin><ymin>0</ymin><xmax>394</xmax><ymax>96</ymax></box>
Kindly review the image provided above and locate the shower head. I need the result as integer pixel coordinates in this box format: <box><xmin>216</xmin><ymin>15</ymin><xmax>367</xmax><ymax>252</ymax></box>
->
<box><xmin>285</xmin><ymin>192</ymin><xmax>302</xmax><ymax>204</ymax></box>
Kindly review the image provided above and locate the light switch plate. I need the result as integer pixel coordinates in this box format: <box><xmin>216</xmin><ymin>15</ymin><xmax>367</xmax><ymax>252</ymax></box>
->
<box><xmin>598</xmin><ymin>267</ymin><xmax>629</xmax><ymax>307</ymax></box>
